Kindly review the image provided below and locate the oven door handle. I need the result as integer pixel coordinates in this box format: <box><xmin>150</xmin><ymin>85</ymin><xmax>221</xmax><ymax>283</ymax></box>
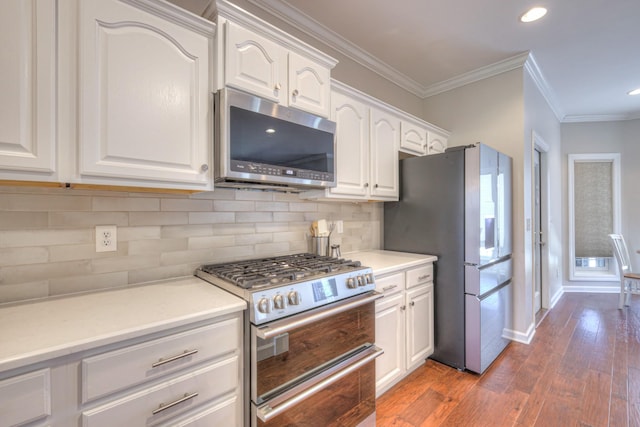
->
<box><xmin>255</xmin><ymin>291</ymin><xmax>382</xmax><ymax>340</ymax></box>
<box><xmin>255</xmin><ymin>345</ymin><xmax>383</xmax><ymax>422</ymax></box>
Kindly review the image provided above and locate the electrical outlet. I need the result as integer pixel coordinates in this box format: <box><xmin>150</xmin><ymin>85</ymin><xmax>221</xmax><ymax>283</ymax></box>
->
<box><xmin>96</xmin><ymin>225</ymin><xmax>117</xmax><ymax>252</ymax></box>
<box><xmin>336</xmin><ymin>220</ymin><xmax>344</xmax><ymax>234</ymax></box>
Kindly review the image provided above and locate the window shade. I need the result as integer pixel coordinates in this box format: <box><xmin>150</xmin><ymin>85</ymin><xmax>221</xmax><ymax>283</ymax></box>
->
<box><xmin>574</xmin><ymin>161</ymin><xmax>613</xmax><ymax>257</ymax></box>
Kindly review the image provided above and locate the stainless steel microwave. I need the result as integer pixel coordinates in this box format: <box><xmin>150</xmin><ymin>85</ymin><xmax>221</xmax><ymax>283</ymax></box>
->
<box><xmin>213</xmin><ymin>88</ymin><xmax>337</xmax><ymax>191</ymax></box>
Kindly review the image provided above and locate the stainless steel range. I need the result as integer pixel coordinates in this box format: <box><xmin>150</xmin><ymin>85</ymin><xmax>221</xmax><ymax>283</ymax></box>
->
<box><xmin>196</xmin><ymin>253</ymin><xmax>382</xmax><ymax>427</ymax></box>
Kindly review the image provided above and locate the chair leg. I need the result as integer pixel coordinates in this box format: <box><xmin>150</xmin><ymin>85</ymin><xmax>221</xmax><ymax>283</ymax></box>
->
<box><xmin>620</xmin><ymin>280</ymin><xmax>626</xmax><ymax>309</ymax></box>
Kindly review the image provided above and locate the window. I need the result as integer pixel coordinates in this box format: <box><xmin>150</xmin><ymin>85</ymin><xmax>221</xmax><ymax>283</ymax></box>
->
<box><xmin>568</xmin><ymin>153</ymin><xmax>621</xmax><ymax>280</ymax></box>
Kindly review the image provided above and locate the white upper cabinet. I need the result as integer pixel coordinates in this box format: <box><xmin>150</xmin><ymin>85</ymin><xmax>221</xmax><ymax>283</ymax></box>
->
<box><xmin>76</xmin><ymin>0</ymin><xmax>214</xmax><ymax>190</ymax></box>
<box><xmin>370</xmin><ymin>108</ymin><xmax>399</xmax><ymax>199</ymax></box>
<box><xmin>427</xmin><ymin>130</ymin><xmax>449</xmax><ymax>154</ymax></box>
<box><xmin>400</xmin><ymin>121</ymin><xmax>428</xmax><ymax>156</ymax></box>
<box><xmin>0</xmin><ymin>1</ymin><xmax>57</xmax><ymax>182</ymax></box>
<box><xmin>328</xmin><ymin>89</ymin><xmax>369</xmax><ymax>197</ymax></box>
<box><xmin>224</xmin><ymin>21</ymin><xmax>286</xmax><ymax>103</ymax></box>
<box><xmin>217</xmin><ymin>1</ymin><xmax>336</xmax><ymax>118</ymax></box>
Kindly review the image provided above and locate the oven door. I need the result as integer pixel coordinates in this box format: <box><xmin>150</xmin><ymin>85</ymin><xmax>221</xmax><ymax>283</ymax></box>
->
<box><xmin>250</xmin><ymin>292</ymin><xmax>383</xmax><ymax>426</ymax></box>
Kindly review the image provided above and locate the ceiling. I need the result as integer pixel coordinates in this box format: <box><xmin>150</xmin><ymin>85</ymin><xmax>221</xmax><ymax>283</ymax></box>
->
<box><xmin>234</xmin><ymin>0</ymin><xmax>640</xmax><ymax>123</ymax></box>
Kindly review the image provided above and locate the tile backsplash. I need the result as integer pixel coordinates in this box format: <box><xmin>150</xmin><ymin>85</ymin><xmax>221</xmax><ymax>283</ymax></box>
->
<box><xmin>0</xmin><ymin>186</ymin><xmax>382</xmax><ymax>304</ymax></box>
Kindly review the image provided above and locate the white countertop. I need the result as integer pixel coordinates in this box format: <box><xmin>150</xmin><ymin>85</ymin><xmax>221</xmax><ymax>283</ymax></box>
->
<box><xmin>346</xmin><ymin>250</ymin><xmax>437</xmax><ymax>276</ymax></box>
<box><xmin>0</xmin><ymin>276</ymin><xmax>246</xmax><ymax>373</ymax></box>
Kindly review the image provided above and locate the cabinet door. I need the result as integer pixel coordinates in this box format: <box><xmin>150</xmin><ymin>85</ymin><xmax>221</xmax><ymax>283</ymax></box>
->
<box><xmin>400</xmin><ymin>121</ymin><xmax>427</xmax><ymax>155</ymax></box>
<box><xmin>375</xmin><ymin>293</ymin><xmax>405</xmax><ymax>396</ymax></box>
<box><xmin>0</xmin><ymin>1</ymin><xmax>56</xmax><ymax>180</ymax></box>
<box><xmin>406</xmin><ymin>284</ymin><xmax>434</xmax><ymax>369</ymax></box>
<box><xmin>78</xmin><ymin>0</ymin><xmax>212</xmax><ymax>189</ymax></box>
<box><xmin>329</xmin><ymin>90</ymin><xmax>369</xmax><ymax>197</ymax></box>
<box><xmin>427</xmin><ymin>130</ymin><xmax>448</xmax><ymax>154</ymax></box>
<box><xmin>370</xmin><ymin>108</ymin><xmax>399</xmax><ymax>199</ymax></box>
<box><xmin>288</xmin><ymin>52</ymin><xmax>331</xmax><ymax>117</ymax></box>
<box><xmin>225</xmin><ymin>21</ymin><xmax>287</xmax><ymax>103</ymax></box>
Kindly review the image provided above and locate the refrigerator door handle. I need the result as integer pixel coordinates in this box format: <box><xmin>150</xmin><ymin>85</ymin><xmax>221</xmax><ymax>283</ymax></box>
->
<box><xmin>476</xmin><ymin>278</ymin><xmax>512</xmax><ymax>301</ymax></box>
<box><xmin>476</xmin><ymin>254</ymin><xmax>512</xmax><ymax>271</ymax></box>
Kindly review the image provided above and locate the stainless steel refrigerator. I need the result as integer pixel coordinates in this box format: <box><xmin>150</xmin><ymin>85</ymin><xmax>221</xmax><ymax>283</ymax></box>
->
<box><xmin>384</xmin><ymin>143</ymin><xmax>513</xmax><ymax>374</ymax></box>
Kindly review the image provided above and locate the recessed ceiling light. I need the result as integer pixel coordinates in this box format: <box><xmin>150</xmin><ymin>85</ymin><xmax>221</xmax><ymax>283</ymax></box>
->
<box><xmin>520</xmin><ymin>7</ymin><xmax>547</xmax><ymax>23</ymax></box>
<box><xmin>265</xmin><ymin>128</ymin><xmax>276</xmax><ymax>134</ymax></box>
<box><xmin>628</xmin><ymin>88</ymin><xmax>640</xmax><ymax>96</ymax></box>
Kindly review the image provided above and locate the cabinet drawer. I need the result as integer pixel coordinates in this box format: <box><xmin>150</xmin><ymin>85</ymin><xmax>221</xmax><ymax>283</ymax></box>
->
<box><xmin>0</xmin><ymin>369</ymin><xmax>51</xmax><ymax>426</ymax></box>
<box><xmin>406</xmin><ymin>264</ymin><xmax>433</xmax><ymax>288</ymax></box>
<box><xmin>82</xmin><ymin>356</ymin><xmax>238</xmax><ymax>427</ymax></box>
<box><xmin>82</xmin><ymin>317</ymin><xmax>240</xmax><ymax>402</ymax></box>
<box><xmin>375</xmin><ymin>272</ymin><xmax>404</xmax><ymax>295</ymax></box>
<box><xmin>162</xmin><ymin>395</ymin><xmax>239</xmax><ymax>427</ymax></box>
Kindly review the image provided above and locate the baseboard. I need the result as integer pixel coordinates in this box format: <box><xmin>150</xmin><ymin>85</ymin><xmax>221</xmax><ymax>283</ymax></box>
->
<box><xmin>504</xmin><ymin>322</ymin><xmax>535</xmax><ymax>344</ymax></box>
<box><xmin>562</xmin><ymin>285</ymin><xmax>619</xmax><ymax>293</ymax></box>
<box><xmin>549</xmin><ymin>287</ymin><xmax>564</xmax><ymax>308</ymax></box>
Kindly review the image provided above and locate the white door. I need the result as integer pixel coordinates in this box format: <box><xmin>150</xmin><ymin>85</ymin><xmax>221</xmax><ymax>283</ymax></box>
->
<box><xmin>406</xmin><ymin>285</ymin><xmax>434</xmax><ymax>369</ymax></box>
<box><xmin>374</xmin><ymin>293</ymin><xmax>405</xmax><ymax>396</ymax></box>
<box><xmin>534</xmin><ymin>148</ymin><xmax>543</xmax><ymax>314</ymax></box>
<box><xmin>0</xmin><ymin>1</ymin><xmax>57</xmax><ymax>179</ymax></box>
<box><xmin>78</xmin><ymin>0</ymin><xmax>212</xmax><ymax>188</ymax></box>
<box><xmin>369</xmin><ymin>108</ymin><xmax>399</xmax><ymax>199</ymax></box>
<box><xmin>330</xmin><ymin>91</ymin><xmax>369</xmax><ymax>197</ymax></box>
<box><xmin>288</xmin><ymin>52</ymin><xmax>330</xmax><ymax>117</ymax></box>
<box><xmin>224</xmin><ymin>21</ymin><xmax>286</xmax><ymax>104</ymax></box>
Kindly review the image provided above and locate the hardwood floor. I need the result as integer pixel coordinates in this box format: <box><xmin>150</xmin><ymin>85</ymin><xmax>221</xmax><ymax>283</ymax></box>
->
<box><xmin>376</xmin><ymin>292</ymin><xmax>640</xmax><ymax>426</ymax></box>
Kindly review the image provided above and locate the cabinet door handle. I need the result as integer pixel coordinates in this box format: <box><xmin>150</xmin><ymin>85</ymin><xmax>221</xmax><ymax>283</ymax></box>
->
<box><xmin>275</xmin><ymin>83</ymin><xmax>282</xmax><ymax>91</ymax></box>
<box><xmin>382</xmin><ymin>285</ymin><xmax>398</xmax><ymax>292</ymax></box>
<box><xmin>401</xmin><ymin>305</ymin><xmax>406</xmax><ymax>311</ymax></box>
<box><xmin>418</xmin><ymin>274</ymin><xmax>431</xmax><ymax>281</ymax></box>
<box><xmin>410</xmin><ymin>301</ymin><xmax>415</xmax><ymax>307</ymax></box>
<box><xmin>200</xmin><ymin>164</ymin><xmax>209</xmax><ymax>172</ymax></box>
<box><xmin>151</xmin><ymin>349</ymin><xmax>198</xmax><ymax>368</ymax></box>
<box><xmin>374</xmin><ymin>184</ymin><xmax>379</xmax><ymax>188</ymax></box>
<box><xmin>364</xmin><ymin>183</ymin><xmax>369</xmax><ymax>188</ymax></box>
<box><xmin>152</xmin><ymin>392</ymin><xmax>199</xmax><ymax>415</ymax></box>
<box><xmin>292</xmin><ymin>89</ymin><xmax>299</xmax><ymax>96</ymax></box>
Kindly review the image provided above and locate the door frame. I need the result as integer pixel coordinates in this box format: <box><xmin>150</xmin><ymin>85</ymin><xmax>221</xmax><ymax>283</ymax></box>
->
<box><xmin>532</xmin><ymin>131</ymin><xmax>551</xmax><ymax>317</ymax></box>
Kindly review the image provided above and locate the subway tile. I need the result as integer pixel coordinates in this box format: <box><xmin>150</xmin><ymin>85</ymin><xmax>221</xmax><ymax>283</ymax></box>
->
<box><xmin>211</xmin><ymin>223</ymin><xmax>255</xmax><ymax>235</ymax></box>
<box><xmin>160</xmin><ymin>248</ymin><xmax>215</xmax><ymax>266</ymax></box>
<box><xmin>0</xmin><ymin>247</ymin><xmax>49</xmax><ymax>267</ymax></box>
<box><xmin>92</xmin><ymin>196</ymin><xmax>160</xmax><ymax>212</ymax></box>
<box><xmin>254</xmin><ymin>242</ymin><xmax>290</xmax><ymax>255</ymax></box>
<box><xmin>0</xmin><ymin>212</ymin><xmax>48</xmax><ymax>229</ymax></box>
<box><xmin>255</xmin><ymin>201</ymin><xmax>289</xmax><ymax>212</ymax></box>
<box><xmin>0</xmin><ymin>281</ymin><xmax>49</xmax><ymax>304</ymax></box>
<box><xmin>191</xmin><ymin>188</ymin><xmax>235</xmax><ymax>200</ymax></box>
<box><xmin>289</xmin><ymin>202</ymin><xmax>316</xmax><ymax>212</ymax></box>
<box><xmin>273</xmin><ymin>192</ymin><xmax>302</xmax><ymax>202</ymax></box>
<box><xmin>128</xmin><ymin>264</ymin><xmax>196</xmax><ymax>285</ymax></box>
<box><xmin>129</xmin><ymin>212</ymin><xmax>189</xmax><ymax>226</ymax></box>
<box><xmin>162</xmin><ymin>224</ymin><xmax>214</xmax><ymax>238</ymax></box>
<box><xmin>272</xmin><ymin>231</ymin><xmax>305</xmax><ymax>243</ymax></box>
<box><xmin>212</xmin><ymin>200</ymin><xmax>255</xmax><ymax>212</ymax></box>
<box><xmin>49</xmin><ymin>272</ymin><xmax>129</xmax><ymax>296</ymax></box>
<box><xmin>0</xmin><ymin>194</ymin><xmax>92</xmax><ymax>211</ymax></box>
<box><xmin>0</xmin><ymin>260</ymin><xmax>92</xmax><ymax>285</ymax></box>
<box><xmin>0</xmin><ymin>229</ymin><xmax>92</xmax><ymax>248</ymax></box>
<box><xmin>48</xmin><ymin>212</ymin><xmax>129</xmax><ymax>227</ymax></box>
<box><xmin>206</xmin><ymin>245</ymin><xmax>255</xmax><ymax>263</ymax></box>
<box><xmin>188</xmin><ymin>212</ymin><xmax>235</xmax><ymax>224</ymax></box>
<box><xmin>255</xmin><ymin>222</ymin><xmax>289</xmax><ymax>233</ymax></box>
<box><xmin>273</xmin><ymin>212</ymin><xmax>305</xmax><ymax>222</ymax></box>
<box><xmin>235</xmin><ymin>190</ymin><xmax>274</xmax><ymax>201</ymax></box>
<box><xmin>289</xmin><ymin>240</ymin><xmax>308</xmax><ymax>253</ymax></box>
<box><xmin>160</xmin><ymin>198</ymin><xmax>212</xmax><ymax>212</ymax></box>
<box><xmin>188</xmin><ymin>235</ymin><xmax>235</xmax><ymax>250</ymax></box>
<box><xmin>128</xmin><ymin>238</ymin><xmax>188</xmax><ymax>255</ymax></box>
<box><xmin>91</xmin><ymin>254</ymin><xmax>159</xmax><ymax>274</ymax></box>
<box><xmin>49</xmin><ymin>243</ymin><xmax>127</xmax><ymax>262</ymax></box>
<box><xmin>236</xmin><ymin>233</ymin><xmax>273</xmax><ymax>245</ymax></box>
<box><xmin>236</xmin><ymin>212</ymin><xmax>273</xmax><ymax>223</ymax></box>
<box><xmin>119</xmin><ymin>226</ymin><xmax>162</xmax><ymax>241</ymax></box>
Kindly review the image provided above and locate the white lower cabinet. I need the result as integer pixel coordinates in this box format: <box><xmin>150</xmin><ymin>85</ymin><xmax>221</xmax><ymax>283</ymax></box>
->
<box><xmin>374</xmin><ymin>263</ymin><xmax>434</xmax><ymax>397</ymax></box>
<box><xmin>0</xmin><ymin>313</ymin><xmax>243</xmax><ymax>426</ymax></box>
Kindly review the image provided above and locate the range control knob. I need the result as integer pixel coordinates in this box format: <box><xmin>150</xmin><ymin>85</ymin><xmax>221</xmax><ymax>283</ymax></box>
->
<box><xmin>288</xmin><ymin>291</ymin><xmax>300</xmax><ymax>305</ymax></box>
<box><xmin>346</xmin><ymin>277</ymin><xmax>357</xmax><ymax>289</ymax></box>
<box><xmin>257</xmin><ymin>297</ymin><xmax>270</xmax><ymax>314</ymax></box>
<box><xmin>365</xmin><ymin>273</ymin><xmax>374</xmax><ymax>284</ymax></box>
<box><xmin>273</xmin><ymin>294</ymin><xmax>286</xmax><ymax>310</ymax></box>
<box><xmin>357</xmin><ymin>275</ymin><xmax>365</xmax><ymax>286</ymax></box>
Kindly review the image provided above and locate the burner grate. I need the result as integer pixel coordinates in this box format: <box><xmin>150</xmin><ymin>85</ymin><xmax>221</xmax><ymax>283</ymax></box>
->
<box><xmin>200</xmin><ymin>253</ymin><xmax>361</xmax><ymax>289</ymax></box>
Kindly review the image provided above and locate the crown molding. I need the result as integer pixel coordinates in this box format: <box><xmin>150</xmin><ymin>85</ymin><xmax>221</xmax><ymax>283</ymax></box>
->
<box><xmin>423</xmin><ymin>52</ymin><xmax>530</xmax><ymax>98</ymax></box>
<box><xmin>562</xmin><ymin>113</ymin><xmax>640</xmax><ymax>123</ymax></box>
<box><xmin>523</xmin><ymin>53</ymin><xmax>564</xmax><ymax>122</ymax></box>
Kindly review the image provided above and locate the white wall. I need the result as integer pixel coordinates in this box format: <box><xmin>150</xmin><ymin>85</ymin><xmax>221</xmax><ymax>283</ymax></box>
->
<box><xmin>523</xmin><ymin>67</ymin><xmax>563</xmax><ymax>315</ymax></box>
<box><xmin>561</xmin><ymin>119</ymin><xmax>640</xmax><ymax>289</ymax></box>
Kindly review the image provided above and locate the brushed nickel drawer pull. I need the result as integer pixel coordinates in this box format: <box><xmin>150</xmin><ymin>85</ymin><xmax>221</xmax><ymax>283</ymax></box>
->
<box><xmin>151</xmin><ymin>349</ymin><xmax>198</xmax><ymax>368</ymax></box>
<box><xmin>152</xmin><ymin>392</ymin><xmax>199</xmax><ymax>415</ymax></box>
<box><xmin>418</xmin><ymin>274</ymin><xmax>431</xmax><ymax>281</ymax></box>
<box><xmin>382</xmin><ymin>285</ymin><xmax>398</xmax><ymax>292</ymax></box>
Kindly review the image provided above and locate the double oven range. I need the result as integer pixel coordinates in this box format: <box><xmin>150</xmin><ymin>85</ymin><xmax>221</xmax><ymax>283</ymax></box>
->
<box><xmin>196</xmin><ymin>253</ymin><xmax>382</xmax><ymax>426</ymax></box>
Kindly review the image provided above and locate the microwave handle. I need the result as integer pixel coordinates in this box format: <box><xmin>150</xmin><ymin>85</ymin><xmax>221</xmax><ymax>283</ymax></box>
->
<box><xmin>255</xmin><ymin>291</ymin><xmax>382</xmax><ymax>340</ymax></box>
<box><xmin>255</xmin><ymin>345</ymin><xmax>383</xmax><ymax>422</ymax></box>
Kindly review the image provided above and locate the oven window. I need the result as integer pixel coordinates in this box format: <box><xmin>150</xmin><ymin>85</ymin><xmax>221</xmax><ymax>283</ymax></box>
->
<box><xmin>230</xmin><ymin>106</ymin><xmax>335</xmax><ymax>174</ymax></box>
